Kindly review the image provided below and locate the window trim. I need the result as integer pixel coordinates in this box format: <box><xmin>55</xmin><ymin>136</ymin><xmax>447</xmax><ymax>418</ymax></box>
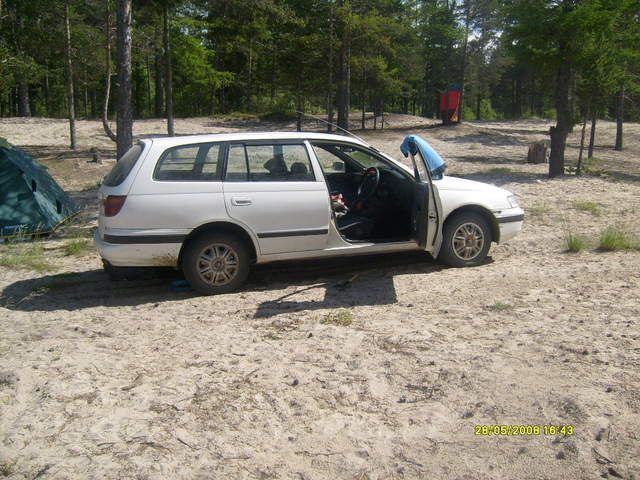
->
<box><xmin>222</xmin><ymin>142</ymin><xmax>315</xmax><ymax>182</ymax></box>
<box><xmin>153</xmin><ymin>142</ymin><xmax>224</xmax><ymax>182</ymax></box>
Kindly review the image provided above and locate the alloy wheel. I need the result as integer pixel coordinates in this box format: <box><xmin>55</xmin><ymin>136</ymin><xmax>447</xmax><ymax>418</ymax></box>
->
<box><xmin>196</xmin><ymin>243</ymin><xmax>239</xmax><ymax>285</ymax></box>
<box><xmin>452</xmin><ymin>222</ymin><xmax>485</xmax><ymax>260</ymax></box>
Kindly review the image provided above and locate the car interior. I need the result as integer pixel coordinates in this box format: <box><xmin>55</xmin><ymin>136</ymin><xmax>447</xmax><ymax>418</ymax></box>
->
<box><xmin>311</xmin><ymin>142</ymin><xmax>416</xmax><ymax>243</ymax></box>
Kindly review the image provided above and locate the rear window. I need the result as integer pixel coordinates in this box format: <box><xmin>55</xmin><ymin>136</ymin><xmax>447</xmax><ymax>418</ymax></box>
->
<box><xmin>154</xmin><ymin>143</ymin><xmax>222</xmax><ymax>181</ymax></box>
<box><xmin>103</xmin><ymin>144</ymin><xmax>144</xmax><ymax>186</ymax></box>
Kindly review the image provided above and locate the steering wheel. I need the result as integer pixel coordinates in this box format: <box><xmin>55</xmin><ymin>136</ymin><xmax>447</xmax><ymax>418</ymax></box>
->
<box><xmin>356</xmin><ymin>167</ymin><xmax>380</xmax><ymax>202</ymax></box>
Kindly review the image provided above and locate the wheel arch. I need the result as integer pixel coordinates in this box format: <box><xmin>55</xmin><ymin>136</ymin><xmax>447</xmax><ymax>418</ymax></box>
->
<box><xmin>178</xmin><ymin>221</ymin><xmax>258</xmax><ymax>266</ymax></box>
<box><xmin>444</xmin><ymin>204</ymin><xmax>500</xmax><ymax>243</ymax></box>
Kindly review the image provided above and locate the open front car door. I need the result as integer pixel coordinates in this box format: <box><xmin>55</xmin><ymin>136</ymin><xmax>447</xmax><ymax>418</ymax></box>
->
<box><xmin>400</xmin><ymin>135</ymin><xmax>444</xmax><ymax>254</ymax></box>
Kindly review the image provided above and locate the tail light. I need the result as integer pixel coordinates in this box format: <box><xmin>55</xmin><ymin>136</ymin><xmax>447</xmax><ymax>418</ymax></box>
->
<box><xmin>104</xmin><ymin>195</ymin><xmax>127</xmax><ymax>217</ymax></box>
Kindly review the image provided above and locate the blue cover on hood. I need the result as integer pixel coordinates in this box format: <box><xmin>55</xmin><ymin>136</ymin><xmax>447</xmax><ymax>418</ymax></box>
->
<box><xmin>400</xmin><ymin>135</ymin><xmax>446</xmax><ymax>180</ymax></box>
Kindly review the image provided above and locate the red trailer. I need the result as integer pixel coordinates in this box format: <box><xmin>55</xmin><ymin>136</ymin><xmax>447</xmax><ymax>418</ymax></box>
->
<box><xmin>440</xmin><ymin>85</ymin><xmax>461</xmax><ymax>125</ymax></box>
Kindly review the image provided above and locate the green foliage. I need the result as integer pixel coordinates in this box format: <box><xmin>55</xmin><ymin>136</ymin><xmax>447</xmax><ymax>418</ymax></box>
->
<box><xmin>321</xmin><ymin>309</ymin><xmax>353</xmax><ymax>326</ymax></box>
<box><xmin>598</xmin><ymin>228</ymin><xmax>640</xmax><ymax>251</ymax></box>
<box><xmin>565</xmin><ymin>232</ymin><xmax>586</xmax><ymax>253</ymax></box>
<box><xmin>462</xmin><ymin>105</ymin><xmax>476</xmax><ymax>121</ymax></box>
<box><xmin>0</xmin><ymin>242</ymin><xmax>53</xmax><ymax>272</ymax></box>
<box><xmin>487</xmin><ymin>301</ymin><xmax>513</xmax><ymax>312</ymax></box>
<box><xmin>478</xmin><ymin>99</ymin><xmax>499</xmax><ymax>120</ymax></box>
<box><xmin>62</xmin><ymin>238</ymin><xmax>91</xmax><ymax>256</ymax></box>
<box><xmin>573</xmin><ymin>201</ymin><xmax>601</xmax><ymax>216</ymax></box>
<box><xmin>0</xmin><ymin>0</ymin><xmax>637</xmax><ymax>123</ymax></box>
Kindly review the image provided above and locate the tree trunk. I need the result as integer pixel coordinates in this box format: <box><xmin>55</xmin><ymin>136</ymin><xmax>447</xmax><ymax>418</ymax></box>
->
<box><xmin>154</xmin><ymin>37</ymin><xmax>164</xmax><ymax>117</ymax></box>
<box><xmin>548</xmin><ymin>44</ymin><xmax>571</xmax><ymax>177</ymax></box>
<box><xmin>64</xmin><ymin>2</ymin><xmax>77</xmax><ymax>150</ymax></box>
<box><xmin>459</xmin><ymin>1</ymin><xmax>470</xmax><ymax>122</ymax></box>
<box><xmin>102</xmin><ymin>0</ymin><xmax>117</xmax><ymax>142</ymax></box>
<box><xmin>91</xmin><ymin>88</ymin><xmax>97</xmax><ymax>118</ymax></box>
<box><xmin>295</xmin><ymin>74</ymin><xmax>302</xmax><ymax>132</ymax></box>
<box><xmin>576</xmin><ymin>112</ymin><xmax>587</xmax><ymax>176</ymax></box>
<box><xmin>326</xmin><ymin>8</ymin><xmax>334</xmax><ymax>133</ymax></box>
<box><xmin>587</xmin><ymin>111</ymin><xmax>596</xmax><ymax>159</ymax></box>
<box><xmin>83</xmin><ymin>68</ymin><xmax>89</xmax><ymax>118</ymax></box>
<box><xmin>116</xmin><ymin>0</ymin><xmax>133</xmax><ymax>159</ymax></box>
<box><xmin>361</xmin><ymin>64</ymin><xmax>366</xmax><ymax>130</ymax></box>
<box><xmin>614</xmin><ymin>86</ymin><xmax>624</xmax><ymax>151</ymax></box>
<box><xmin>163</xmin><ymin>4</ymin><xmax>175</xmax><ymax>136</ymax></box>
<box><xmin>17</xmin><ymin>81</ymin><xmax>30</xmax><ymax>117</ymax></box>
<box><xmin>336</xmin><ymin>0</ymin><xmax>350</xmax><ymax>130</ymax></box>
<box><xmin>145</xmin><ymin>54</ymin><xmax>152</xmax><ymax>117</ymax></box>
<box><xmin>43</xmin><ymin>73</ymin><xmax>51</xmax><ymax>116</ymax></box>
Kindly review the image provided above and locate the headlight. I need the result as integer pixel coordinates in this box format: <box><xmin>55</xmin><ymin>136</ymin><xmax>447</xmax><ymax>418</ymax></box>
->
<box><xmin>507</xmin><ymin>195</ymin><xmax>519</xmax><ymax>208</ymax></box>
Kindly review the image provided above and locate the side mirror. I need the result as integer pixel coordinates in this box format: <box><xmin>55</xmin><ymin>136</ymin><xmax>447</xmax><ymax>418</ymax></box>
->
<box><xmin>332</xmin><ymin>162</ymin><xmax>344</xmax><ymax>172</ymax></box>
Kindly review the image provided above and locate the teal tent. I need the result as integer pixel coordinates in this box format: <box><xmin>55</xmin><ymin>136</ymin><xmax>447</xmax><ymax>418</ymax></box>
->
<box><xmin>0</xmin><ymin>146</ymin><xmax>79</xmax><ymax>238</ymax></box>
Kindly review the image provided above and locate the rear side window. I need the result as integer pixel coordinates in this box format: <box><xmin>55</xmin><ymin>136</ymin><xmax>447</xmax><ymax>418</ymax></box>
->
<box><xmin>224</xmin><ymin>143</ymin><xmax>314</xmax><ymax>182</ymax></box>
<box><xmin>103</xmin><ymin>144</ymin><xmax>143</xmax><ymax>186</ymax></box>
<box><xmin>154</xmin><ymin>143</ymin><xmax>222</xmax><ymax>181</ymax></box>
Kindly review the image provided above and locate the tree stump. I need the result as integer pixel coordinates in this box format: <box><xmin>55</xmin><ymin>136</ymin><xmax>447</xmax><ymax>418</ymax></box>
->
<box><xmin>89</xmin><ymin>147</ymin><xmax>102</xmax><ymax>164</ymax></box>
<box><xmin>526</xmin><ymin>141</ymin><xmax>548</xmax><ymax>164</ymax></box>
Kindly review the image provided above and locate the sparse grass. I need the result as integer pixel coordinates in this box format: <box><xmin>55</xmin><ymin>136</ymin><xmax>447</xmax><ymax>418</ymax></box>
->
<box><xmin>0</xmin><ymin>459</ymin><xmax>15</xmax><ymax>477</ymax></box>
<box><xmin>565</xmin><ymin>232</ymin><xmax>587</xmax><ymax>253</ymax></box>
<box><xmin>63</xmin><ymin>238</ymin><xmax>92</xmax><ymax>256</ymax></box>
<box><xmin>0</xmin><ymin>243</ymin><xmax>53</xmax><ymax>272</ymax></box>
<box><xmin>528</xmin><ymin>202</ymin><xmax>550</xmax><ymax>218</ymax></box>
<box><xmin>487</xmin><ymin>167</ymin><xmax>513</xmax><ymax>174</ymax></box>
<box><xmin>38</xmin><ymin>273</ymin><xmax>84</xmax><ymax>292</ymax></box>
<box><xmin>598</xmin><ymin>227</ymin><xmax>640</xmax><ymax>252</ymax></box>
<box><xmin>321</xmin><ymin>308</ymin><xmax>354</xmax><ymax>326</ymax></box>
<box><xmin>62</xmin><ymin>226</ymin><xmax>94</xmax><ymax>239</ymax></box>
<box><xmin>582</xmin><ymin>157</ymin><xmax>609</xmax><ymax>177</ymax></box>
<box><xmin>487</xmin><ymin>301</ymin><xmax>513</xmax><ymax>312</ymax></box>
<box><xmin>573</xmin><ymin>201</ymin><xmax>602</xmax><ymax>216</ymax></box>
<box><xmin>80</xmin><ymin>180</ymin><xmax>102</xmax><ymax>192</ymax></box>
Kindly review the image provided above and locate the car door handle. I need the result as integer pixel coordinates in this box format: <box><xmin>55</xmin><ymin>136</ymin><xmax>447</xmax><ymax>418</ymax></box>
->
<box><xmin>231</xmin><ymin>197</ymin><xmax>252</xmax><ymax>206</ymax></box>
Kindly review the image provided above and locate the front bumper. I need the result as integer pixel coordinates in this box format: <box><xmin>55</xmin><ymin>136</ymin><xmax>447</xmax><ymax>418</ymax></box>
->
<box><xmin>495</xmin><ymin>208</ymin><xmax>524</xmax><ymax>243</ymax></box>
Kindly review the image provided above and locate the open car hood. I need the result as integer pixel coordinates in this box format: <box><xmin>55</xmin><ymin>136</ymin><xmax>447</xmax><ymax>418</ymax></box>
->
<box><xmin>400</xmin><ymin>135</ymin><xmax>447</xmax><ymax>179</ymax></box>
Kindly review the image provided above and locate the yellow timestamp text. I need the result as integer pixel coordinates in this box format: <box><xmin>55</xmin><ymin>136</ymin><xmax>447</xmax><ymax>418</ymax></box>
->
<box><xmin>474</xmin><ymin>425</ymin><xmax>575</xmax><ymax>436</ymax></box>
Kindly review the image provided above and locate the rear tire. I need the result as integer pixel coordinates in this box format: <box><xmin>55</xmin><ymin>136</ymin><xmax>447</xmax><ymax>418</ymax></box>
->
<box><xmin>182</xmin><ymin>233</ymin><xmax>250</xmax><ymax>295</ymax></box>
<box><xmin>438</xmin><ymin>212</ymin><xmax>492</xmax><ymax>267</ymax></box>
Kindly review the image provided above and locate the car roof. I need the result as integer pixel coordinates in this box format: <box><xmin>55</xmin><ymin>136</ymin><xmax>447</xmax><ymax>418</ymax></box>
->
<box><xmin>141</xmin><ymin>131</ymin><xmax>369</xmax><ymax>148</ymax></box>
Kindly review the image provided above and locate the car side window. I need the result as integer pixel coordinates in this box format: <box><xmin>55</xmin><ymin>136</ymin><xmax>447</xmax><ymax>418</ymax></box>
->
<box><xmin>225</xmin><ymin>144</ymin><xmax>249</xmax><ymax>181</ymax></box>
<box><xmin>224</xmin><ymin>143</ymin><xmax>315</xmax><ymax>182</ymax></box>
<box><xmin>155</xmin><ymin>143</ymin><xmax>222</xmax><ymax>181</ymax></box>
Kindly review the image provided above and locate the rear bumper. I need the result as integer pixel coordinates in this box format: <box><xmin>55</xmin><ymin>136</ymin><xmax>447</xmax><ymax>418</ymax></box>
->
<box><xmin>94</xmin><ymin>230</ymin><xmax>181</xmax><ymax>267</ymax></box>
<box><xmin>495</xmin><ymin>208</ymin><xmax>524</xmax><ymax>243</ymax></box>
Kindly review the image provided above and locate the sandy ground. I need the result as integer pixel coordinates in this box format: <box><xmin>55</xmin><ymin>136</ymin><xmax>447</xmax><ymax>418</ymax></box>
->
<box><xmin>0</xmin><ymin>115</ymin><xmax>639</xmax><ymax>479</ymax></box>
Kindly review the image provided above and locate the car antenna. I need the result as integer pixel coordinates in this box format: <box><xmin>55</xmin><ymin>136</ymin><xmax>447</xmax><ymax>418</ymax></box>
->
<box><xmin>295</xmin><ymin>111</ymin><xmax>369</xmax><ymax>145</ymax></box>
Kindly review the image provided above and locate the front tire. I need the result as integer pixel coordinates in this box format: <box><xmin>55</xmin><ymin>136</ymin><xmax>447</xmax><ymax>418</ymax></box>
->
<box><xmin>182</xmin><ymin>233</ymin><xmax>250</xmax><ymax>295</ymax></box>
<box><xmin>438</xmin><ymin>212</ymin><xmax>492</xmax><ymax>267</ymax></box>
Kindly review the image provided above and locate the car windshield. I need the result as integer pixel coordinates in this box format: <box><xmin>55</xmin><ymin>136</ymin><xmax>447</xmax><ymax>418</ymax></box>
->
<box><xmin>313</xmin><ymin>143</ymin><xmax>388</xmax><ymax>171</ymax></box>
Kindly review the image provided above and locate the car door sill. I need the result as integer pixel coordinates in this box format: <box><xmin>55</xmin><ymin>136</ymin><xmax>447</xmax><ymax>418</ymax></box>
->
<box><xmin>257</xmin><ymin>240</ymin><xmax>420</xmax><ymax>263</ymax></box>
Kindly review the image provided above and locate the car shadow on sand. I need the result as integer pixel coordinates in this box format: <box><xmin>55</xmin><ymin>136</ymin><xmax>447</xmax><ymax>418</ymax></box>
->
<box><xmin>0</xmin><ymin>252</ymin><xmax>446</xmax><ymax>315</ymax></box>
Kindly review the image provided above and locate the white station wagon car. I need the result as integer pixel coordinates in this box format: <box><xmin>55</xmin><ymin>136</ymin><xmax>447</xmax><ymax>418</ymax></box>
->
<box><xmin>95</xmin><ymin>132</ymin><xmax>524</xmax><ymax>294</ymax></box>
